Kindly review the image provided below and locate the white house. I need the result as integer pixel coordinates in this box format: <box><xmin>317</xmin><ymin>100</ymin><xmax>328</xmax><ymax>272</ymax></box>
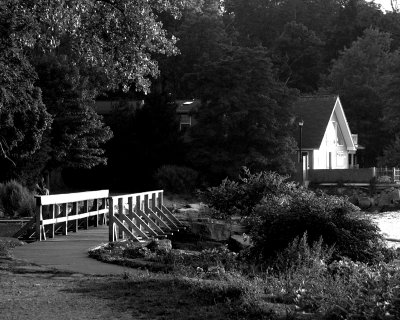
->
<box><xmin>294</xmin><ymin>95</ymin><xmax>361</xmax><ymax>171</ymax></box>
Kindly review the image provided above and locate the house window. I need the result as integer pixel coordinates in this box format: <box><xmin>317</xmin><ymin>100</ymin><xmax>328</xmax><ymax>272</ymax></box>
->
<box><xmin>333</xmin><ymin>121</ymin><xmax>345</xmax><ymax>146</ymax></box>
<box><xmin>180</xmin><ymin>114</ymin><xmax>191</xmax><ymax>131</ymax></box>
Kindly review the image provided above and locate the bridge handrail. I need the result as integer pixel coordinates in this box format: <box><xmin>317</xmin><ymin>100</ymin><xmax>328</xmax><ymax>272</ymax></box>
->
<box><xmin>32</xmin><ymin>189</ymin><xmax>183</xmax><ymax>243</ymax></box>
<box><xmin>36</xmin><ymin>189</ymin><xmax>109</xmax><ymax>206</ymax></box>
<box><xmin>109</xmin><ymin>190</ymin><xmax>183</xmax><ymax>242</ymax></box>
<box><xmin>35</xmin><ymin>189</ymin><xmax>110</xmax><ymax>241</ymax></box>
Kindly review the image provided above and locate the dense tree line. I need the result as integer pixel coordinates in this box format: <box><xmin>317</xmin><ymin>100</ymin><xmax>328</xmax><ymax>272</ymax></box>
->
<box><xmin>3</xmin><ymin>0</ymin><xmax>400</xmax><ymax>191</ymax></box>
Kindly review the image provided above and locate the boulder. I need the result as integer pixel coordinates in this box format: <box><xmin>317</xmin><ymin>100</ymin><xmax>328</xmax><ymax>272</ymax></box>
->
<box><xmin>377</xmin><ymin>192</ymin><xmax>393</xmax><ymax>208</ymax></box>
<box><xmin>190</xmin><ymin>221</ymin><xmax>231</xmax><ymax>241</ymax></box>
<box><xmin>390</xmin><ymin>189</ymin><xmax>400</xmax><ymax>203</ymax></box>
<box><xmin>358</xmin><ymin>197</ymin><xmax>372</xmax><ymax>209</ymax></box>
<box><xmin>228</xmin><ymin>234</ymin><xmax>252</xmax><ymax>252</ymax></box>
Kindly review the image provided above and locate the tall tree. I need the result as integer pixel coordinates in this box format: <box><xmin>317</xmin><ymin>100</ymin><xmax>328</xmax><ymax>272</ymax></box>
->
<box><xmin>157</xmin><ymin>0</ymin><xmax>231</xmax><ymax>97</ymax></box>
<box><xmin>187</xmin><ymin>46</ymin><xmax>298</xmax><ymax>184</ymax></box>
<box><xmin>271</xmin><ymin>21</ymin><xmax>324</xmax><ymax>92</ymax></box>
<box><xmin>328</xmin><ymin>28</ymin><xmax>393</xmax><ymax>165</ymax></box>
<box><xmin>0</xmin><ymin>0</ymin><xmax>197</xmax><ymax>167</ymax></box>
<box><xmin>34</xmin><ymin>54</ymin><xmax>113</xmax><ymax>170</ymax></box>
<box><xmin>0</xmin><ymin>2</ymin><xmax>51</xmax><ymax>166</ymax></box>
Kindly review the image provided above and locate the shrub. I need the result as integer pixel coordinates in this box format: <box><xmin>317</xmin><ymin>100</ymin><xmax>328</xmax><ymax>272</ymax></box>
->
<box><xmin>376</xmin><ymin>175</ymin><xmax>392</xmax><ymax>184</ymax></box>
<box><xmin>203</xmin><ymin>169</ymin><xmax>387</xmax><ymax>264</ymax></box>
<box><xmin>0</xmin><ymin>180</ymin><xmax>35</xmax><ymax>217</ymax></box>
<box><xmin>249</xmin><ymin>188</ymin><xmax>386</xmax><ymax>264</ymax></box>
<box><xmin>154</xmin><ymin>165</ymin><xmax>198</xmax><ymax>194</ymax></box>
<box><xmin>201</xmin><ymin>167</ymin><xmax>295</xmax><ymax>219</ymax></box>
<box><xmin>274</xmin><ymin>232</ymin><xmax>335</xmax><ymax>273</ymax></box>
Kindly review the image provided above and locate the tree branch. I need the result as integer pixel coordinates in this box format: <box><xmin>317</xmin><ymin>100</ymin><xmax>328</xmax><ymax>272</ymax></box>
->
<box><xmin>0</xmin><ymin>140</ymin><xmax>16</xmax><ymax>167</ymax></box>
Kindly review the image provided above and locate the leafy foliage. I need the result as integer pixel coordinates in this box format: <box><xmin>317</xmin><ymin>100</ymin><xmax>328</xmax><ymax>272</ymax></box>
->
<box><xmin>274</xmin><ymin>232</ymin><xmax>335</xmax><ymax>273</ymax></box>
<box><xmin>0</xmin><ymin>3</ymin><xmax>52</xmax><ymax>163</ymax></box>
<box><xmin>3</xmin><ymin>0</ymin><xmax>199</xmax><ymax>92</ymax></box>
<box><xmin>154</xmin><ymin>165</ymin><xmax>198</xmax><ymax>194</ymax></box>
<box><xmin>35</xmin><ymin>54</ymin><xmax>113</xmax><ymax>169</ymax></box>
<box><xmin>186</xmin><ymin>47</ymin><xmax>298</xmax><ymax>184</ymax></box>
<box><xmin>202</xmin><ymin>168</ymin><xmax>294</xmax><ymax>219</ymax></box>
<box><xmin>0</xmin><ymin>180</ymin><xmax>35</xmax><ymax>217</ymax></box>
<box><xmin>271</xmin><ymin>21</ymin><xmax>324</xmax><ymax>92</ymax></box>
<box><xmin>250</xmin><ymin>186</ymin><xmax>386</xmax><ymax>264</ymax></box>
<box><xmin>203</xmin><ymin>169</ymin><xmax>386</xmax><ymax>264</ymax></box>
<box><xmin>378</xmin><ymin>134</ymin><xmax>400</xmax><ymax>167</ymax></box>
<box><xmin>328</xmin><ymin>28</ymin><xmax>394</xmax><ymax>166</ymax></box>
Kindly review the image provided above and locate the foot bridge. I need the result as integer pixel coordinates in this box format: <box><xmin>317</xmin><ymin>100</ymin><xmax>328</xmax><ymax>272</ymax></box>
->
<box><xmin>14</xmin><ymin>190</ymin><xmax>184</xmax><ymax>242</ymax></box>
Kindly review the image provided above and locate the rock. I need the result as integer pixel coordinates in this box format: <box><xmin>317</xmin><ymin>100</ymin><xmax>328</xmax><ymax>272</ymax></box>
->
<box><xmin>146</xmin><ymin>239</ymin><xmax>172</xmax><ymax>253</ymax></box>
<box><xmin>390</xmin><ymin>189</ymin><xmax>400</xmax><ymax>203</ymax></box>
<box><xmin>377</xmin><ymin>193</ymin><xmax>393</xmax><ymax>208</ymax></box>
<box><xmin>228</xmin><ymin>234</ymin><xmax>252</xmax><ymax>252</ymax></box>
<box><xmin>358</xmin><ymin>197</ymin><xmax>372</xmax><ymax>209</ymax></box>
<box><xmin>348</xmin><ymin>195</ymin><xmax>359</xmax><ymax>206</ymax></box>
<box><xmin>190</xmin><ymin>221</ymin><xmax>231</xmax><ymax>241</ymax></box>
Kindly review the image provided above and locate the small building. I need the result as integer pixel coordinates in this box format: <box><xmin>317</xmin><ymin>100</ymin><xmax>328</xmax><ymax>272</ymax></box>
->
<box><xmin>94</xmin><ymin>99</ymin><xmax>200</xmax><ymax>131</ymax></box>
<box><xmin>175</xmin><ymin>99</ymin><xmax>201</xmax><ymax>131</ymax></box>
<box><xmin>294</xmin><ymin>95</ymin><xmax>361</xmax><ymax>173</ymax></box>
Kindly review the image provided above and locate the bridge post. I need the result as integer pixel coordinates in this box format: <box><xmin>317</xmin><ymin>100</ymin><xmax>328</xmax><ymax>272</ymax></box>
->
<box><xmin>35</xmin><ymin>197</ymin><xmax>43</xmax><ymax>241</ymax></box>
<box><xmin>118</xmin><ymin>198</ymin><xmax>124</xmax><ymax>239</ymax></box>
<box><xmin>108</xmin><ymin>197</ymin><xmax>115</xmax><ymax>242</ymax></box>
<box><xmin>72</xmin><ymin>202</ymin><xmax>78</xmax><ymax>232</ymax></box>
<box><xmin>61</xmin><ymin>203</ymin><xmax>68</xmax><ymax>235</ymax></box>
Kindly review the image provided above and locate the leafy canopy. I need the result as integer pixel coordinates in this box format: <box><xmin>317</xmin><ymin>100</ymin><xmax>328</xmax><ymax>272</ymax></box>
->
<box><xmin>187</xmin><ymin>46</ymin><xmax>298</xmax><ymax>183</ymax></box>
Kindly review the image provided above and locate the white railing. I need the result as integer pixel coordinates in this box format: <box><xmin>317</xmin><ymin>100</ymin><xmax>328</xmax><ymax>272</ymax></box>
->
<box><xmin>109</xmin><ymin>190</ymin><xmax>183</xmax><ymax>242</ymax></box>
<box><xmin>35</xmin><ymin>190</ymin><xmax>109</xmax><ymax>241</ymax></box>
<box><xmin>375</xmin><ymin>167</ymin><xmax>400</xmax><ymax>183</ymax></box>
<box><xmin>33</xmin><ymin>189</ymin><xmax>183</xmax><ymax>242</ymax></box>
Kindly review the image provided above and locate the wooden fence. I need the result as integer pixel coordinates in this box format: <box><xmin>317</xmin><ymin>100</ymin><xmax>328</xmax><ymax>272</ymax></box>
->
<box><xmin>375</xmin><ymin>167</ymin><xmax>400</xmax><ymax>183</ymax></box>
<box><xmin>15</xmin><ymin>189</ymin><xmax>183</xmax><ymax>242</ymax></box>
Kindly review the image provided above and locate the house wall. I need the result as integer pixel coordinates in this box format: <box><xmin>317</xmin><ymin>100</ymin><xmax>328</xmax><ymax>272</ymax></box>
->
<box><xmin>313</xmin><ymin>111</ymin><xmax>350</xmax><ymax>169</ymax></box>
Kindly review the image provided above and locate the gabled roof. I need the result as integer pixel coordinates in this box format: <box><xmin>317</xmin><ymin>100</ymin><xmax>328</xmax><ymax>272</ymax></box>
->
<box><xmin>294</xmin><ymin>95</ymin><xmax>338</xmax><ymax>149</ymax></box>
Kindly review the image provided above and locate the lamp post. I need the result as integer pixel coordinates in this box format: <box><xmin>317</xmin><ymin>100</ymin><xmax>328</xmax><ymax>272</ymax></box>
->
<box><xmin>299</xmin><ymin>120</ymin><xmax>304</xmax><ymax>185</ymax></box>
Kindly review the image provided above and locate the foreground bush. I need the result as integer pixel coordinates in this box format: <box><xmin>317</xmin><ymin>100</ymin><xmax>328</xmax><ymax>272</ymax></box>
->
<box><xmin>204</xmin><ymin>168</ymin><xmax>389</xmax><ymax>264</ymax></box>
<box><xmin>154</xmin><ymin>165</ymin><xmax>199</xmax><ymax>194</ymax></box>
<box><xmin>0</xmin><ymin>180</ymin><xmax>35</xmax><ymax>217</ymax></box>
<box><xmin>90</xmin><ymin>235</ymin><xmax>400</xmax><ymax>319</ymax></box>
<box><xmin>202</xmin><ymin>167</ymin><xmax>294</xmax><ymax>219</ymax></box>
<box><xmin>250</xmin><ymin>189</ymin><xmax>388</xmax><ymax>264</ymax></box>
<box><xmin>264</xmin><ymin>238</ymin><xmax>400</xmax><ymax>319</ymax></box>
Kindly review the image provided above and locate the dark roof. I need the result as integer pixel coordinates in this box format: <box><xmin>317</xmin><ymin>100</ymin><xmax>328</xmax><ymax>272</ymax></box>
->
<box><xmin>176</xmin><ymin>99</ymin><xmax>201</xmax><ymax>114</ymax></box>
<box><xmin>294</xmin><ymin>95</ymin><xmax>338</xmax><ymax>149</ymax></box>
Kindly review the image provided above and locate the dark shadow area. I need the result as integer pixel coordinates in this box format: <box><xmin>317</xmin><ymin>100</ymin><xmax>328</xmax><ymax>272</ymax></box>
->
<box><xmin>62</xmin><ymin>275</ymin><xmax>251</xmax><ymax>320</ymax></box>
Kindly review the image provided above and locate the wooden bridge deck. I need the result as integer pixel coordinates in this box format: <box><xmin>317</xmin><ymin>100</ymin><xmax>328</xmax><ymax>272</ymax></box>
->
<box><xmin>12</xmin><ymin>226</ymin><xmax>130</xmax><ymax>275</ymax></box>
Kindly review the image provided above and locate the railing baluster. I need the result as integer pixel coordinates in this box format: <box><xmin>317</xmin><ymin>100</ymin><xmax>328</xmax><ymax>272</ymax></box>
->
<box><xmin>30</xmin><ymin>189</ymin><xmax>181</xmax><ymax>243</ymax></box>
<box><xmin>62</xmin><ymin>203</ymin><xmax>68</xmax><ymax>235</ymax></box>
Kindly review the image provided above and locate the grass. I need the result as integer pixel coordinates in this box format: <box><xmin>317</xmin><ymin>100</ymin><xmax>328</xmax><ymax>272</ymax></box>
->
<box><xmin>0</xmin><ymin>251</ymin><xmax>269</xmax><ymax>320</ymax></box>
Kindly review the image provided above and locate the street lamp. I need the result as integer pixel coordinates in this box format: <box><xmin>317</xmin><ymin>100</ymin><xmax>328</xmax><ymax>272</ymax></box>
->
<box><xmin>299</xmin><ymin>120</ymin><xmax>304</xmax><ymax>184</ymax></box>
